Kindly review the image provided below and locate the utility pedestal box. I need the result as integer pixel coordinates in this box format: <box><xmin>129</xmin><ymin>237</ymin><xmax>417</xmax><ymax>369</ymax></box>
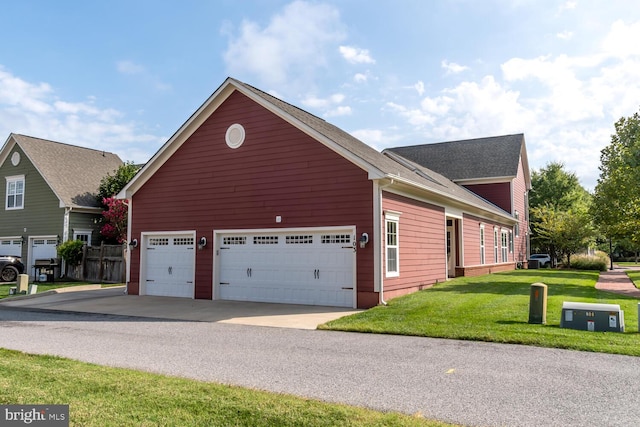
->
<box><xmin>17</xmin><ymin>274</ymin><xmax>29</xmax><ymax>293</ymax></box>
<box><xmin>561</xmin><ymin>302</ymin><xmax>625</xmax><ymax>332</ymax></box>
<box><xmin>528</xmin><ymin>283</ymin><xmax>548</xmax><ymax>324</ymax></box>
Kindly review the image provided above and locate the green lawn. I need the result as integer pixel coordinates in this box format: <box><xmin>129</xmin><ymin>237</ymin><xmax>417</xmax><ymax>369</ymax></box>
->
<box><xmin>0</xmin><ymin>282</ymin><xmax>121</xmax><ymax>299</ymax></box>
<box><xmin>320</xmin><ymin>270</ymin><xmax>640</xmax><ymax>356</ymax></box>
<box><xmin>0</xmin><ymin>349</ymin><xmax>452</xmax><ymax>427</ymax></box>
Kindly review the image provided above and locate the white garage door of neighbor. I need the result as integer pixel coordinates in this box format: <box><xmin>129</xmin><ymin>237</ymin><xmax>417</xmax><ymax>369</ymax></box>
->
<box><xmin>143</xmin><ymin>234</ymin><xmax>195</xmax><ymax>298</ymax></box>
<box><xmin>218</xmin><ymin>229</ymin><xmax>356</xmax><ymax>307</ymax></box>
<box><xmin>0</xmin><ymin>238</ymin><xmax>22</xmax><ymax>257</ymax></box>
<box><xmin>30</xmin><ymin>237</ymin><xmax>59</xmax><ymax>278</ymax></box>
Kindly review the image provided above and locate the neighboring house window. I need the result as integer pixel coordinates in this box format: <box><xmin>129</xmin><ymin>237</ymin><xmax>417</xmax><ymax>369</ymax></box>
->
<box><xmin>514</xmin><ymin>211</ymin><xmax>520</xmax><ymax>237</ymax></box>
<box><xmin>494</xmin><ymin>228</ymin><xmax>499</xmax><ymax>263</ymax></box>
<box><xmin>5</xmin><ymin>175</ymin><xmax>24</xmax><ymax>210</ymax></box>
<box><xmin>509</xmin><ymin>230</ymin><xmax>514</xmax><ymax>254</ymax></box>
<box><xmin>480</xmin><ymin>225</ymin><xmax>485</xmax><ymax>265</ymax></box>
<box><xmin>73</xmin><ymin>230</ymin><xmax>92</xmax><ymax>246</ymax></box>
<box><xmin>501</xmin><ymin>230</ymin><xmax>509</xmax><ymax>262</ymax></box>
<box><xmin>385</xmin><ymin>213</ymin><xmax>400</xmax><ymax>277</ymax></box>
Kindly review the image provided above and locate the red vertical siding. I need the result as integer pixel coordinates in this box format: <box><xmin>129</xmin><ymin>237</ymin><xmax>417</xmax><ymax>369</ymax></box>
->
<box><xmin>463</xmin><ymin>182</ymin><xmax>511</xmax><ymax>212</ymax></box>
<box><xmin>129</xmin><ymin>90</ymin><xmax>376</xmax><ymax>306</ymax></box>
<box><xmin>382</xmin><ymin>191</ymin><xmax>446</xmax><ymax>299</ymax></box>
<box><xmin>512</xmin><ymin>158</ymin><xmax>529</xmax><ymax>263</ymax></box>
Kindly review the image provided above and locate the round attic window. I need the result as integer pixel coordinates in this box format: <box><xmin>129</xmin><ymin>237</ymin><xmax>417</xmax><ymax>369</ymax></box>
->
<box><xmin>10</xmin><ymin>151</ymin><xmax>20</xmax><ymax>166</ymax></box>
<box><xmin>225</xmin><ymin>124</ymin><xmax>245</xmax><ymax>149</ymax></box>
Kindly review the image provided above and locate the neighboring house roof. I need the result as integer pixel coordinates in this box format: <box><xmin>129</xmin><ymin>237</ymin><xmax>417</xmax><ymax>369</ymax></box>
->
<box><xmin>120</xmin><ymin>77</ymin><xmax>516</xmax><ymax>223</ymax></box>
<box><xmin>1</xmin><ymin>134</ymin><xmax>123</xmax><ymax>209</ymax></box>
<box><xmin>384</xmin><ymin>134</ymin><xmax>531</xmax><ymax>188</ymax></box>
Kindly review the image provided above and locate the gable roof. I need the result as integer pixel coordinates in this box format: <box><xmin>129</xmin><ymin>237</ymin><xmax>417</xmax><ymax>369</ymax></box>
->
<box><xmin>385</xmin><ymin>134</ymin><xmax>531</xmax><ymax>187</ymax></box>
<box><xmin>1</xmin><ymin>134</ymin><xmax>123</xmax><ymax>209</ymax></box>
<box><xmin>120</xmin><ymin>77</ymin><xmax>516</xmax><ymax>223</ymax></box>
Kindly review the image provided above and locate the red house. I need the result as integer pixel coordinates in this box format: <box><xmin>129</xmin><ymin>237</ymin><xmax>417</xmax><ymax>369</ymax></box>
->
<box><xmin>119</xmin><ymin>77</ymin><xmax>531</xmax><ymax>309</ymax></box>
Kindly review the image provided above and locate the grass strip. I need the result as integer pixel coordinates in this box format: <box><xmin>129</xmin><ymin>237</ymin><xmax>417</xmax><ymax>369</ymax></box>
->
<box><xmin>0</xmin><ymin>349</ymin><xmax>453</xmax><ymax>427</ymax></box>
<box><xmin>321</xmin><ymin>270</ymin><xmax>640</xmax><ymax>356</ymax></box>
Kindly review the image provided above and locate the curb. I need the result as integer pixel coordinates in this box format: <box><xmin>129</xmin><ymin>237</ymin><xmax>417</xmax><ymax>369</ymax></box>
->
<box><xmin>2</xmin><ymin>285</ymin><xmax>124</xmax><ymax>301</ymax></box>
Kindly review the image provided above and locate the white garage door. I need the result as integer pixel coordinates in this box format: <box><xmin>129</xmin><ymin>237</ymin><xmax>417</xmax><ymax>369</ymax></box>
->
<box><xmin>217</xmin><ymin>229</ymin><xmax>355</xmax><ymax>307</ymax></box>
<box><xmin>0</xmin><ymin>238</ymin><xmax>22</xmax><ymax>257</ymax></box>
<box><xmin>142</xmin><ymin>234</ymin><xmax>195</xmax><ymax>298</ymax></box>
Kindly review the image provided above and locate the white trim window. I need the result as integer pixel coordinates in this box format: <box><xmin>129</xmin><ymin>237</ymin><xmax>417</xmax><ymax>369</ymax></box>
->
<box><xmin>73</xmin><ymin>229</ymin><xmax>92</xmax><ymax>246</ymax></box>
<box><xmin>501</xmin><ymin>230</ymin><xmax>509</xmax><ymax>262</ymax></box>
<box><xmin>385</xmin><ymin>213</ymin><xmax>400</xmax><ymax>277</ymax></box>
<box><xmin>5</xmin><ymin>175</ymin><xmax>25</xmax><ymax>210</ymax></box>
<box><xmin>494</xmin><ymin>228</ymin><xmax>499</xmax><ymax>263</ymax></box>
<box><xmin>480</xmin><ymin>225</ymin><xmax>485</xmax><ymax>265</ymax></box>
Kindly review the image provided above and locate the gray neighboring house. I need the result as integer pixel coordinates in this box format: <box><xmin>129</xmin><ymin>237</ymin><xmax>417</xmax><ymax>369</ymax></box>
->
<box><xmin>0</xmin><ymin>134</ymin><xmax>123</xmax><ymax>278</ymax></box>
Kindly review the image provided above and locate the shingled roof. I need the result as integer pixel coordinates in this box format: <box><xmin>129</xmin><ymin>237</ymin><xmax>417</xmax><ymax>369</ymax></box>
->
<box><xmin>230</xmin><ymin>79</ymin><xmax>515</xmax><ymax>219</ymax></box>
<box><xmin>122</xmin><ymin>77</ymin><xmax>516</xmax><ymax>221</ymax></box>
<box><xmin>3</xmin><ymin>134</ymin><xmax>123</xmax><ymax>208</ymax></box>
<box><xmin>384</xmin><ymin>134</ymin><xmax>526</xmax><ymax>182</ymax></box>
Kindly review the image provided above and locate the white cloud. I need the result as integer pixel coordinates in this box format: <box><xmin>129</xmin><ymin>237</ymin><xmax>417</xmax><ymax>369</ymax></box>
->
<box><xmin>557</xmin><ymin>30</ymin><xmax>574</xmax><ymax>40</ymax></box>
<box><xmin>339</xmin><ymin>45</ymin><xmax>375</xmax><ymax>64</ymax></box>
<box><xmin>414</xmin><ymin>81</ymin><xmax>425</xmax><ymax>96</ymax></box>
<box><xmin>354</xmin><ymin>73</ymin><xmax>368</xmax><ymax>83</ymax></box>
<box><xmin>302</xmin><ymin>92</ymin><xmax>350</xmax><ymax>117</ymax></box>
<box><xmin>601</xmin><ymin>19</ymin><xmax>640</xmax><ymax>58</ymax></box>
<box><xmin>325</xmin><ymin>105</ymin><xmax>352</xmax><ymax>117</ymax></box>
<box><xmin>223</xmin><ymin>1</ymin><xmax>345</xmax><ymax>88</ymax></box>
<box><xmin>388</xmin><ymin>19</ymin><xmax>640</xmax><ymax>189</ymax></box>
<box><xmin>117</xmin><ymin>60</ymin><xmax>145</xmax><ymax>75</ymax></box>
<box><xmin>0</xmin><ymin>66</ymin><xmax>161</xmax><ymax>164</ymax></box>
<box><xmin>441</xmin><ymin>60</ymin><xmax>469</xmax><ymax>74</ymax></box>
<box><xmin>559</xmin><ymin>1</ymin><xmax>577</xmax><ymax>13</ymax></box>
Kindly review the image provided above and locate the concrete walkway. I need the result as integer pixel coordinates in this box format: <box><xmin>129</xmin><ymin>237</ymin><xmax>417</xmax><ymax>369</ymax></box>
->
<box><xmin>595</xmin><ymin>266</ymin><xmax>640</xmax><ymax>298</ymax></box>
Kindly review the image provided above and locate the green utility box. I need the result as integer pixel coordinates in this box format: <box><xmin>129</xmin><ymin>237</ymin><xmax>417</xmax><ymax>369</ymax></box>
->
<box><xmin>528</xmin><ymin>282</ymin><xmax>548</xmax><ymax>324</ymax></box>
<box><xmin>561</xmin><ymin>302</ymin><xmax>625</xmax><ymax>332</ymax></box>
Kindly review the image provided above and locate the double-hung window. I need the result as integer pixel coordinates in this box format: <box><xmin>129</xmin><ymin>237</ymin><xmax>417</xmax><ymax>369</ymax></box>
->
<box><xmin>6</xmin><ymin>176</ymin><xmax>25</xmax><ymax>210</ymax></box>
<box><xmin>501</xmin><ymin>230</ymin><xmax>509</xmax><ymax>262</ymax></box>
<box><xmin>385</xmin><ymin>213</ymin><xmax>400</xmax><ymax>277</ymax></box>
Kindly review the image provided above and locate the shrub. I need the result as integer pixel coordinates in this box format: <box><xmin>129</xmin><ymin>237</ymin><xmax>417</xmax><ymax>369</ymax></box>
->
<box><xmin>569</xmin><ymin>252</ymin><xmax>610</xmax><ymax>271</ymax></box>
<box><xmin>57</xmin><ymin>240</ymin><xmax>85</xmax><ymax>265</ymax></box>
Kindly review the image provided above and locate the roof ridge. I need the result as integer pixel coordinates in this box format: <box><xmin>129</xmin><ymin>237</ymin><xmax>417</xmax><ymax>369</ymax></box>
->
<box><xmin>12</xmin><ymin>133</ymin><xmax>118</xmax><ymax>155</ymax></box>
<box><xmin>390</xmin><ymin>133</ymin><xmax>524</xmax><ymax>150</ymax></box>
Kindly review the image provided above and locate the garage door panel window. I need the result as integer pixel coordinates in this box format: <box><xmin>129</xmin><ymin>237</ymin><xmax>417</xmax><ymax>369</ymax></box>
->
<box><xmin>286</xmin><ymin>235</ymin><xmax>313</xmax><ymax>244</ymax></box>
<box><xmin>149</xmin><ymin>238</ymin><xmax>169</xmax><ymax>246</ymax></box>
<box><xmin>223</xmin><ymin>236</ymin><xmax>246</xmax><ymax>245</ymax></box>
<box><xmin>254</xmin><ymin>236</ymin><xmax>278</xmax><ymax>244</ymax></box>
<box><xmin>321</xmin><ymin>234</ymin><xmax>351</xmax><ymax>244</ymax></box>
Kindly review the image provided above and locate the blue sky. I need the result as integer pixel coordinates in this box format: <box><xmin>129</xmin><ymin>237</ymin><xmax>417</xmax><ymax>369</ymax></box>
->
<box><xmin>2</xmin><ymin>1</ymin><xmax>640</xmax><ymax>190</ymax></box>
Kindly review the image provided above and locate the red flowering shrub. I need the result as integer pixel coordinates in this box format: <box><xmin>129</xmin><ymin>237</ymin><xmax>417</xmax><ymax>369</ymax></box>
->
<box><xmin>100</xmin><ymin>197</ymin><xmax>128</xmax><ymax>243</ymax></box>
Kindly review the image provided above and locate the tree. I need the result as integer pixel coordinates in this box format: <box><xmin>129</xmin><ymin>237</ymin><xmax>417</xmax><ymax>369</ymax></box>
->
<box><xmin>531</xmin><ymin>204</ymin><xmax>593</xmax><ymax>267</ymax></box>
<box><xmin>97</xmin><ymin>161</ymin><xmax>140</xmax><ymax>205</ymax></box>
<box><xmin>100</xmin><ymin>197</ymin><xmax>128</xmax><ymax>244</ymax></box>
<box><xmin>592</xmin><ymin>110</ymin><xmax>640</xmax><ymax>248</ymax></box>
<box><xmin>529</xmin><ymin>162</ymin><xmax>593</xmax><ymax>258</ymax></box>
<box><xmin>530</xmin><ymin>161</ymin><xmax>590</xmax><ymax>213</ymax></box>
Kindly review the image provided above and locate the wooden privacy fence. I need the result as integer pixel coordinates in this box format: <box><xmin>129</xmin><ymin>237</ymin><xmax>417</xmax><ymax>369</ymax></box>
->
<box><xmin>65</xmin><ymin>243</ymin><xmax>126</xmax><ymax>283</ymax></box>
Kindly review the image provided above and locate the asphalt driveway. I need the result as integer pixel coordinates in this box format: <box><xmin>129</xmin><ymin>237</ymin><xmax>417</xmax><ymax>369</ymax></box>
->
<box><xmin>1</xmin><ymin>307</ymin><xmax>640</xmax><ymax>427</ymax></box>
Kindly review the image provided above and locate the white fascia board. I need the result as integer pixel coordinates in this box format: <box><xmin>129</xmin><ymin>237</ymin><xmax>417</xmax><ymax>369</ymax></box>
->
<box><xmin>454</xmin><ymin>176</ymin><xmax>514</xmax><ymax>185</ymax></box>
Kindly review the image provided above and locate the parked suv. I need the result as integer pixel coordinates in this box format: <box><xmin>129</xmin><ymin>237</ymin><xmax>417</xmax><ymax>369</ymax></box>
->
<box><xmin>0</xmin><ymin>255</ymin><xmax>25</xmax><ymax>282</ymax></box>
<box><xmin>529</xmin><ymin>253</ymin><xmax>551</xmax><ymax>268</ymax></box>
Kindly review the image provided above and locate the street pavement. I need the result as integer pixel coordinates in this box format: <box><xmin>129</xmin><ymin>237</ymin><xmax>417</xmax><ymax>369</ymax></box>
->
<box><xmin>1</xmin><ymin>307</ymin><xmax>640</xmax><ymax>426</ymax></box>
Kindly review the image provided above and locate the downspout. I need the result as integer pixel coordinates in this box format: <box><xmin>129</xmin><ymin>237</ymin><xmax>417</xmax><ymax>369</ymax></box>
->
<box><xmin>376</xmin><ymin>178</ymin><xmax>395</xmax><ymax>306</ymax></box>
<box><xmin>123</xmin><ymin>198</ymin><xmax>131</xmax><ymax>295</ymax></box>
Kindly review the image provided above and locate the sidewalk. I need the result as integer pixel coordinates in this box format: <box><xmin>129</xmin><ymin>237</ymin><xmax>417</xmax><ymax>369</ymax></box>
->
<box><xmin>595</xmin><ymin>266</ymin><xmax>640</xmax><ymax>298</ymax></box>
